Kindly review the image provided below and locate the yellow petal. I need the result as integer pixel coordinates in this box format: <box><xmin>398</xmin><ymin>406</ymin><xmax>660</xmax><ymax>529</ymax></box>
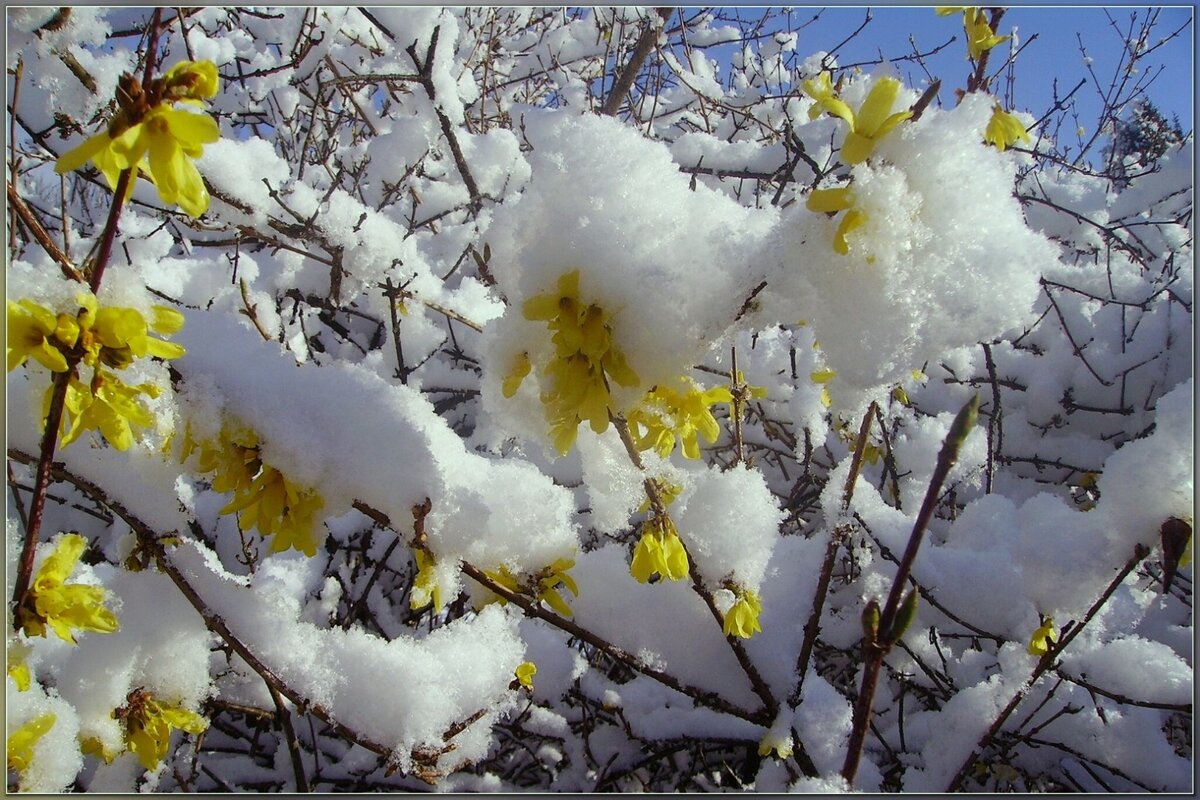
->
<box><xmin>806</xmin><ymin>187</ymin><xmax>854</xmax><ymax>213</ymax></box>
<box><xmin>857</xmin><ymin>77</ymin><xmax>903</xmax><ymax>137</ymax></box>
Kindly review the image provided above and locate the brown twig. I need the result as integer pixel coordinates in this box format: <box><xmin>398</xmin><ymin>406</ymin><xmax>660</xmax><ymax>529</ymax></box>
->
<box><xmin>790</xmin><ymin>401</ymin><xmax>878</xmax><ymax>707</ymax></box>
<box><xmin>841</xmin><ymin>395</ymin><xmax>979</xmax><ymax>786</ymax></box>
<box><xmin>944</xmin><ymin>542</ymin><xmax>1151</xmax><ymax>791</ymax></box>
<box><xmin>406</xmin><ymin>27</ymin><xmax>482</xmax><ymax>212</ymax></box>
<box><xmin>600</xmin><ymin>8</ymin><xmax>673</xmax><ymax>117</ymax></box>
<box><xmin>10</xmin><ymin>9</ymin><xmax>163</xmax><ymax>616</ymax></box>
<box><xmin>6</xmin><ymin>182</ymin><xmax>86</xmax><ymax>282</ymax></box>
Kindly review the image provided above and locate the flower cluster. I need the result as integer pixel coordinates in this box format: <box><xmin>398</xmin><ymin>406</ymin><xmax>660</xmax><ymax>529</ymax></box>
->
<box><xmin>801</xmin><ymin>73</ymin><xmax>912</xmax><ymax>254</ymax></box>
<box><xmin>630</xmin><ymin>514</ymin><xmax>689</xmax><ymax>584</ymax></box>
<box><xmin>16</xmin><ymin>533</ymin><xmax>119</xmax><ymax>644</ymax></box>
<box><xmin>627</xmin><ymin>377</ymin><xmax>733</xmax><ymax>460</ymax></box>
<box><xmin>802</xmin><ymin>72</ymin><xmax>912</xmax><ymax>165</ymax></box>
<box><xmin>8</xmin><ymin>295</ymin><xmax>185</xmax><ymax>451</ymax></box>
<box><xmin>182</xmin><ymin>422</ymin><xmax>326</xmax><ymax>557</ymax></box>
<box><xmin>105</xmin><ymin>688</ymin><xmax>209</xmax><ymax>770</ymax></box>
<box><xmin>721</xmin><ymin>586</ymin><xmax>763</xmax><ymax>639</ymax></box>
<box><xmin>55</xmin><ymin>60</ymin><xmax>221</xmax><ymax>218</ymax></box>
<box><xmin>511</xmin><ymin>270</ymin><xmax>639</xmax><ymax>454</ymax></box>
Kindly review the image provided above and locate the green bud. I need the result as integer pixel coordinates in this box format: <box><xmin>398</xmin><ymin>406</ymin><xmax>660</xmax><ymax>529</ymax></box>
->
<box><xmin>861</xmin><ymin>599</ymin><xmax>881</xmax><ymax>642</ymax></box>
<box><xmin>885</xmin><ymin>589</ymin><xmax>919</xmax><ymax>643</ymax></box>
<box><xmin>946</xmin><ymin>395</ymin><xmax>981</xmax><ymax>455</ymax></box>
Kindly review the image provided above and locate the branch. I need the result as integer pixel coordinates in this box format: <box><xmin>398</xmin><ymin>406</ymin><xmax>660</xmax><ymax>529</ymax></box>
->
<box><xmin>600</xmin><ymin>8</ymin><xmax>673</xmax><ymax>117</ymax></box>
<box><xmin>945</xmin><ymin>542</ymin><xmax>1151</xmax><ymax>791</ymax></box>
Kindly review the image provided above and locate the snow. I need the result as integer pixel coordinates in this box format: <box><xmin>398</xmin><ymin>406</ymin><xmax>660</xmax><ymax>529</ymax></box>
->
<box><xmin>6</xmin><ymin>6</ymin><xmax>1192</xmax><ymax>794</ymax></box>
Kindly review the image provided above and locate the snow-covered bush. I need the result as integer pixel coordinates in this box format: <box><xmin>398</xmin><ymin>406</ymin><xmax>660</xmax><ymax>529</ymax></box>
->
<box><xmin>6</xmin><ymin>7</ymin><xmax>1192</xmax><ymax>793</ymax></box>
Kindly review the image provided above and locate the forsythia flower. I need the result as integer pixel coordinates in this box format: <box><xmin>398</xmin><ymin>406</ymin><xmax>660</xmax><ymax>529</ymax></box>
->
<box><xmin>7</xmin><ymin>300</ymin><xmax>70</xmax><ymax>373</ymax></box>
<box><xmin>810</xmin><ymin>367</ymin><xmax>836</xmax><ymax>407</ymax></box>
<box><xmin>8</xmin><ymin>642</ymin><xmax>33</xmax><ymax>691</ymax></box>
<box><xmin>1028</xmin><ymin>617</ymin><xmax>1059</xmax><ymax>656</ymax></box>
<box><xmin>630</xmin><ymin>514</ymin><xmax>689</xmax><ymax>583</ymax></box>
<box><xmin>627</xmin><ymin>377</ymin><xmax>733</xmax><ymax>460</ymax></box>
<box><xmin>962</xmin><ymin>8</ymin><xmax>1010</xmax><ymax>61</ymax></box>
<box><xmin>221</xmin><ymin>465</ymin><xmax>325</xmax><ymax>557</ymax></box>
<box><xmin>803</xmin><ymin>73</ymin><xmax>912</xmax><ymax>164</ymax></box>
<box><xmin>722</xmin><ymin>587</ymin><xmax>763</xmax><ymax>639</ymax></box>
<box><xmin>55</xmin><ymin>61</ymin><xmax>221</xmax><ymax>218</ymax></box>
<box><xmin>501</xmin><ymin>351</ymin><xmax>532</xmax><ymax>398</ymax></box>
<box><xmin>117</xmin><ymin>688</ymin><xmax>209</xmax><ymax>771</ymax></box>
<box><xmin>9</xmin><ymin>294</ymin><xmax>185</xmax><ymax>452</ymax></box>
<box><xmin>536</xmin><ymin>557</ymin><xmax>579</xmax><ymax>617</ymax></box>
<box><xmin>54</xmin><ymin>371</ymin><xmax>161</xmax><ymax>451</ymax></box>
<box><xmin>757</xmin><ymin>731</ymin><xmax>794</xmax><ymax>760</ymax></box>
<box><xmin>185</xmin><ymin>422</ymin><xmax>326</xmax><ymax>557</ymax></box>
<box><xmin>410</xmin><ymin>549</ymin><xmax>443</xmax><ymax>612</ymax></box>
<box><xmin>637</xmin><ymin>480</ymin><xmax>683</xmax><ymax>513</ymax></box>
<box><xmin>18</xmin><ymin>533</ymin><xmax>119</xmax><ymax>644</ymax></box>
<box><xmin>984</xmin><ymin>105</ymin><xmax>1032</xmax><ymax>151</ymax></box>
<box><xmin>841</xmin><ymin>77</ymin><xmax>913</xmax><ymax>164</ymax></box>
<box><xmin>7</xmin><ymin>713</ymin><xmax>56</xmax><ymax>776</ymax></box>
<box><xmin>521</xmin><ymin>270</ymin><xmax>639</xmax><ymax>454</ymax></box>
<box><xmin>939</xmin><ymin>7</ymin><xmax>1009</xmax><ymax>60</ymax></box>
<box><xmin>800</xmin><ymin>70</ymin><xmax>853</xmax><ymax>122</ymax></box>
<box><xmin>514</xmin><ymin>662</ymin><xmax>537</xmax><ymax>691</ymax></box>
<box><xmin>476</xmin><ymin>563</ymin><xmax>522</xmax><ymax>610</ymax></box>
<box><xmin>476</xmin><ymin>559</ymin><xmax>580</xmax><ymax>617</ymax></box>
<box><xmin>806</xmin><ymin>187</ymin><xmax>868</xmax><ymax>255</ymax></box>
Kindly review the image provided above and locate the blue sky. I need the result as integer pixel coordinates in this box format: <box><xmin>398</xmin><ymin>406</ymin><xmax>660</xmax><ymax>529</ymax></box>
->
<box><xmin>715</xmin><ymin>5</ymin><xmax>1193</xmax><ymax>147</ymax></box>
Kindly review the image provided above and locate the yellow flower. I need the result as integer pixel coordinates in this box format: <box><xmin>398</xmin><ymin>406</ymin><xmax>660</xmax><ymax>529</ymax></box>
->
<box><xmin>501</xmin><ymin>351</ymin><xmax>532</xmax><ymax>398</ymax></box>
<box><xmin>15</xmin><ymin>294</ymin><xmax>185</xmax><ymax>451</ymax></box>
<box><xmin>722</xmin><ymin>588</ymin><xmax>763</xmax><ymax>639</ymax></box>
<box><xmin>410</xmin><ymin>549</ymin><xmax>443</xmax><ymax>612</ymax></box>
<box><xmin>637</xmin><ymin>480</ymin><xmax>683</xmax><ymax>513</ymax></box>
<box><xmin>18</xmin><ymin>533</ymin><xmax>119</xmax><ymax>644</ymax></box>
<box><xmin>757</xmin><ymin>731</ymin><xmax>793</xmax><ymax>759</ymax></box>
<box><xmin>960</xmin><ymin>8</ymin><xmax>1009</xmax><ymax>61</ymax></box>
<box><xmin>514</xmin><ymin>662</ymin><xmax>537</xmax><ymax>691</ymax></box>
<box><xmin>55</xmin><ymin>60</ymin><xmax>222</xmax><ymax>218</ymax></box>
<box><xmin>120</xmin><ymin>105</ymin><xmax>220</xmax><ymax>218</ymax></box>
<box><xmin>801</xmin><ymin>71</ymin><xmax>854</xmax><ymax>123</ymax></box>
<box><xmin>7</xmin><ymin>713</ymin><xmax>56</xmax><ymax>775</ymax></box>
<box><xmin>841</xmin><ymin>77</ymin><xmax>913</xmax><ymax>164</ymax></box>
<box><xmin>8</xmin><ymin>643</ymin><xmax>33</xmax><ymax>691</ymax></box>
<box><xmin>521</xmin><ymin>270</ymin><xmax>639</xmax><ymax>454</ymax></box>
<box><xmin>1028</xmin><ymin>617</ymin><xmax>1058</xmax><ymax>656</ymax></box>
<box><xmin>162</xmin><ymin>60</ymin><xmax>220</xmax><ymax>104</ymax></box>
<box><xmin>476</xmin><ymin>563</ymin><xmax>522</xmax><ymax>610</ymax></box>
<box><xmin>628</xmin><ymin>377</ymin><xmax>733</xmax><ymax>460</ymax></box>
<box><xmin>536</xmin><ymin>557</ymin><xmax>579</xmax><ymax>617</ymax></box>
<box><xmin>629</xmin><ymin>515</ymin><xmax>689</xmax><ymax>584</ymax></box>
<box><xmin>81</xmin><ymin>736</ymin><xmax>119</xmax><ymax>765</ymax></box>
<box><xmin>55</xmin><ymin>371</ymin><xmax>160</xmax><ymax>451</ymax></box>
<box><xmin>984</xmin><ymin>105</ymin><xmax>1031</xmax><ymax>151</ymax></box>
<box><xmin>118</xmin><ymin>688</ymin><xmax>208</xmax><ymax>771</ymax></box>
<box><xmin>188</xmin><ymin>421</ymin><xmax>326</xmax><ymax>557</ymax></box>
<box><xmin>7</xmin><ymin>299</ymin><xmax>69</xmax><ymax>373</ymax></box>
<box><xmin>805</xmin><ymin>74</ymin><xmax>912</xmax><ymax>163</ymax></box>
<box><xmin>222</xmin><ymin>465</ymin><xmax>325</xmax><ymax>557</ymax></box>
<box><xmin>806</xmin><ymin>187</ymin><xmax>868</xmax><ymax>255</ymax></box>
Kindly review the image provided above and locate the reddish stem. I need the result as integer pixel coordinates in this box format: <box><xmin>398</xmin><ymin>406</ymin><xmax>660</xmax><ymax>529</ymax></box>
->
<box><xmin>10</xmin><ymin>8</ymin><xmax>165</xmax><ymax>616</ymax></box>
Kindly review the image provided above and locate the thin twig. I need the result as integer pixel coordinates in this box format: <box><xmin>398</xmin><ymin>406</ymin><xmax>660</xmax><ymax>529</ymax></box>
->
<box><xmin>944</xmin><ymin>543</ymin><xmax>1151</xmax><ymax>791</ymax></box>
